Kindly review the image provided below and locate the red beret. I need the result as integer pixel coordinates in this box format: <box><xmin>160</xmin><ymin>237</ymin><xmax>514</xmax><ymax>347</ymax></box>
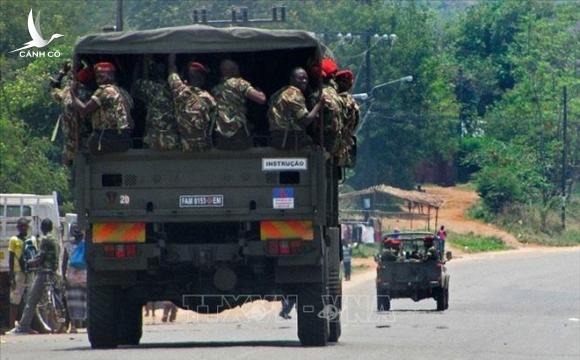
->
<box><xmin>76</xmin><ymin>68</ymin><xmax>94</xmax><ymax>83</ymax></box>
<box><xmin>384</xmin><ymin>238</ymin><xmax>401</xmax><ymax>247</ymax></box>
<box><xmin>336</xmin><ymin>69</ymin><xmax>354</xmax><ymax>81</ymax></box>
<box><xmin>94</xmin><ymin>62</ymin><xmax>115</xmax><ymax>72</ymax></box>
<box><xmin>321</xmin><ymin>58</ymin><xmax>338</xmax><ymax>78</ymax></box>
<box><xmin>189</xmin><ymin>61</ymin><xmax>209</xmax><ymax>73</ymax></box>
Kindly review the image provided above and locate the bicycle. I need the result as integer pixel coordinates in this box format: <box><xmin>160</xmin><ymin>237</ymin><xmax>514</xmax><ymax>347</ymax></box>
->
<box><xmin>31</xmin><ymin>270</ymin><xmax>69</xmax><ymax>333</ymax></box>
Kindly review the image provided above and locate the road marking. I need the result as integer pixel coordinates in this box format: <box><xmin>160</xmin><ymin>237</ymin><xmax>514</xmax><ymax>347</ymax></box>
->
<box><xmin>568</xmin><ymin>318</ymin><xmax>579</xmax><ymax>322</ymax></box>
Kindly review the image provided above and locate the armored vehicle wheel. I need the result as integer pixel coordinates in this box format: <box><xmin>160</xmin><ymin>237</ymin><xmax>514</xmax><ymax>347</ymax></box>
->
<box><xmin>117</xmin><ymin>299</ymin><xmax>143</xmax><ymax>346</ymax></box>
<box><xmin>297</xmin><ymin>283</ymin><xmax>329</xmax><ymax>346</ymax></box>
<box><xmin>436</xmin><ymin>287</ymin><xmax>448</xmax><ymax>311</ymax></box>
<box><xmin>377</xmin><ymin>293</ymin><xmax>391</xmax><ymax>311</ymax></box>
<box><xmin>88</xmin><ymin>286</ymin><xmax>120</xmax><ymax>349</ymax></box>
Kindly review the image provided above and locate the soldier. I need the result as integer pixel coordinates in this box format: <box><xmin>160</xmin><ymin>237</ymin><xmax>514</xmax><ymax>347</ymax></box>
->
<box><xmin>267</xmin><ymin>67</ymin><xmax>325</xmax><ymax>150</ymax></box>
<box><xmin>133</xmin><ymin>57</ymin><xmax>180</xmax><ymax>150</ymax></box>
<box><xmin>424</xmin><ymin>237</ymin><xmax>439</xmax><ymax>261</ymax></box>
<box><xmin>335</xmin><ymin>69</ymin><xmax>360</xmax><ymax>165</ymax></box>
<box><xmin>167</xmin><ymin>54</ymin><xmax>216</xmax><ymax>151</ymax></box>
<box><xmin>319</xmin><ymin>58</ymin><xmax>343</xmax><ymax>155</ymax></box>
<box><xmin>70</xmin><ymin>62</ymin><xmax>134</xmax><ymax>153</ymax></box>
<box><xmin>212</xmin><ymin>59</ymin><xmax>266</xmax><ymax>150</ymax></box>
<box><xmin>50</xmin><ymin>61</ymin><xmax>94</xmax><ymax>165</ymax></box>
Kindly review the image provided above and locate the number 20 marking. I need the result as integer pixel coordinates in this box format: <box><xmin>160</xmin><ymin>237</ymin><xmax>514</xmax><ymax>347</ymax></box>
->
<box><xmin>120</xmin><ymin>195</ymin><xmax>130</xmax><ymax>205</ymax></box>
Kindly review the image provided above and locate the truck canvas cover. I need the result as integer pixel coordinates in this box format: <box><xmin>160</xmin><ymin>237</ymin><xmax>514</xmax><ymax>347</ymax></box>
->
<box><xmin>75</xmin><ymin>25</ymin><xmax>322</xmax><ymax>54</ymax></box>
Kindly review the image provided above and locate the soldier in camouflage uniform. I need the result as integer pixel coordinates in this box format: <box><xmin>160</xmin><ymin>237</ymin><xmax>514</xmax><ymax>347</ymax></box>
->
<box><xmin>212</xmin><ymin>59</ymin><xmax>266</xmax><ymax>150</ymax></box>
<box><xmin>335</xmin><ymin>69</ymin><xmax>360</xmax><ymax>166</ymax></box>
<box><xmin>268</xmin><ymin>68</ymin><xmax>325</xmax><ymax>150</ymax></box>
<box><xmin>167</xmin><ymin>54</ymin><xmax>216</xmax><ymax>151</ymax></box>
<box><xmin>319</xmin><ymin>58</ymin><xmax>344</xmax><ymax>155</ymax></box>
<box><xmin>70</xmin><ymin>62</ymin><xmax>134</xmax><ymax>152</ymax></box>
<box><xmin>50</xmin><ymin>62</ymin><xmax>93</xmax><ymax>165</ymax></box>
<box><xmin>133</xmin><ymin>58</ymin><xmax>179</xmax><ymax>150</ymax></box>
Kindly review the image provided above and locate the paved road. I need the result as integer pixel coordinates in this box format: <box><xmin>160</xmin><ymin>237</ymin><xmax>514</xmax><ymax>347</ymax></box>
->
<box><xmin>1</xmin><ymin>248</ymin><xmax>579</xmax><ymax>360</ymax></box>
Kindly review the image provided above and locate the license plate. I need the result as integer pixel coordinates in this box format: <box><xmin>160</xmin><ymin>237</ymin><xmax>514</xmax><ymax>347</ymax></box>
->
<box><xmin>179</xmin><ymin>195</ymin><xmax>224</xmax><ymax>208</ymax></box>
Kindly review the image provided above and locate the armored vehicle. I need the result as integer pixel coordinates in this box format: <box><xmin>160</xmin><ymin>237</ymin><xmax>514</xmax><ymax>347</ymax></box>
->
<box><xmin>376</xmin><ymin>232</ymin><xmax>450</xmax><ymax>311</ymax></box>
<box><xmin>72</xmin><ymin>26</ymin><xmax>344</xmax><ymax>348</ymax></box>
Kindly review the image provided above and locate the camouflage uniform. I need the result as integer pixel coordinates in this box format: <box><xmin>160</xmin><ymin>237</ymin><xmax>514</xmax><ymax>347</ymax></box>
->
<box><xmin>268</xmin><ymin>86</ymin><xmax>309</xmax><ymax>131</ymax></box>
<box><xmin>337</xmin><ymin>91</ymin><xmax>360</xmax><ymax>164</ymax></box>
<box><xmin>267</xmin><ymin>85</ymin><xmax>312</xmax><ymax>149</ymax></box>
<box><xmin>90</xmin><ymin>84</ymin><xmax>133</xmax><ymax>130</ymax></box>
<box><xmin>168</xmin><ymin>72</ymin><xmax>216</xmax><ymax>151</ymax></box>
<box><xmin>133</xmin><ymin>79</ymin><xmax>179</xmax><ymax>150</ymax></box>
<box><xmin>321</xmin><ymin>81</ymin><xmax>343</xmax><ymax>154</ymax></box>
<box><xmin>212</xmin><ymin>77</ymin><xmax>255</xmax><ymax>138</ymax></box>
<box><xmin>52</xmin><ymin>83</ymin><xmax>92</xmax><ymax>164</ymax></box>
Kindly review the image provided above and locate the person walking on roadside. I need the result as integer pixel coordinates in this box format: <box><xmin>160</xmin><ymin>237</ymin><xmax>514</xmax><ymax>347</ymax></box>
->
<box><xmin>342</xmin><ymin>241</ymin><xmax>353</xmax><ymax>281</ymax></box>
<box><xmin>437</xmin><ymin>225</ymin><xmax>447</xmax><ymax>257</ymax></box>
<box><xmin>279</xmin><ymin>296</ymin><xmax>296</xmax><ymax>320</ymax></box>
<box><xmin>62</xmin><ymin>224</ymin><xmax>87</xmax><ymax>333</ymax></box>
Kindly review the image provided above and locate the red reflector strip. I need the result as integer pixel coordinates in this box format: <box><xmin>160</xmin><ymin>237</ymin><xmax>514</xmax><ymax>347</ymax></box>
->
<box><xmin>126</xmin><ymin>244</ymin><xmax>137</xmax><ymax>258</ymax></box>
<box><xmin>265</xmin><ymin>239</ymin><xmax>303</xmax><ymax>255</ymax></box>
<box><xmin>115</xmin><ymin>244</ymin><xmax>125</xmax><ymax>258</ymax></box>
<box><xmin>279</xmin><ymin>240</ymin><xmax>290</xmax><ymax>255</ymax></box>
<box><xmin>103</xmin><ymin>244</ymin><xmax>138</xmax><ymax>258</ymax></box>
<box><xmin>104</xmin><ymin>245</ymin><xmax>115</xmax><ymax>257</ymax></box>
<box><xmin>290</xmin><ymin>240</ymin><xmax>302</xmax><ymax>253</ymax></box>
<box><xmin>267</xmin><ymin>240</ymin><xmax>279</xmax><ymax>255</ymax></box>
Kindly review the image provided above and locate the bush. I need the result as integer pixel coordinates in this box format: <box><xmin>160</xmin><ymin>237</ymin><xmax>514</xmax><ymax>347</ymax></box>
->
<box><xmin>475</xmin><ymin>165</ymin><xmax>525</xmax><ymax>213</ymax></box>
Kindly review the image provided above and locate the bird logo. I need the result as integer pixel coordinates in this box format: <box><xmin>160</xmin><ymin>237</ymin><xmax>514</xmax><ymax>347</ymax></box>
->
<box><xmin>11</xmin><ymin>9</ymin><xmax>63</xmax><ymax>53</ymax></box>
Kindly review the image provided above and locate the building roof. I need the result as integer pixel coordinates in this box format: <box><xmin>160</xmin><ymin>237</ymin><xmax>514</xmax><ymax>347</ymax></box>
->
<box><xmin>340</xmin><ymin>184</ymin><xmax>444</xmax><ymax>209</ymax></box>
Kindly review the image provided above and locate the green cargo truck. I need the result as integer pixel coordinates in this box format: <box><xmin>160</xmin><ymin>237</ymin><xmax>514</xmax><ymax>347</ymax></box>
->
<box><xmin>73</xmin><ymin>26</ymin><xmax>344</xmax><ymax>348</ymax></box>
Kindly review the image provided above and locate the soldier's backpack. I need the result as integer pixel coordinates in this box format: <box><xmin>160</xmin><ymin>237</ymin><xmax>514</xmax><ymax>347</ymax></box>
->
<box><xmin>22</xmin><ymin>238</ymin><xmax>38</xmax><ymax>270</ymax></box>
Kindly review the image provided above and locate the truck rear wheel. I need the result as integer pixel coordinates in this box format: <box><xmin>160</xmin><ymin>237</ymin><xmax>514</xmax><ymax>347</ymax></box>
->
<box><xmin>297</xmin><ymin>283</ymin><xmax>329</xmax><ymax>346</ymax></box>
<box><xmin>436</xmin><ymin>287</ymin><xmax>448</xmax><ymax>311</ymax></box>
<box><xmin>117</xmin><ymin>299</ymin><xmax>143</xmax><ymax>346</ymax></box>
<box><xmin>377</xmin><ymin>293</ymin><xmax>391</xmax><ymax>311</ymax></box>
<box><xmin>327</xmin><ymin>270</ymin><xmax>342</xmax><ymax>342</ymax></box>
<box><xmin>88</xmin><ymin>286</ymin><xmax>119</xmax><ymax>349</ymax></box>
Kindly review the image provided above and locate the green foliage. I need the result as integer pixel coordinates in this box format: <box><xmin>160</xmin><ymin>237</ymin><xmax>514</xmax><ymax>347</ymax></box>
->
<box><xmin>0</xmin><ymin>116</ymin><xmax>68</xmax><ymax>194</ymax></box>
<box><xmin>0</xmin><ymin>0</ymin><xmax>577</xmax><ymax>234</ymax></box>
<box><xmin>447</xmin><ymin>232</ymin><xmax>511</xmax><ymax>253</ymax></box>
<box><xmin>352</xmin><ymin>243</ymin><xmax>379</xmax><ymax>259</ymax></box>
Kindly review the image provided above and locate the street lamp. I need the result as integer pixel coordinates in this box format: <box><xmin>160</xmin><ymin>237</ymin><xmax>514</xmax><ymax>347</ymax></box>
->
<box><xmin>354</xmin><ymin>75</ymin><xmax>414</xmax><ymax>134</ymax></box>
<box><xmin>353</xmin><ymin>75</ymin><xmax>413</xmax><ymax>102</ymax></box>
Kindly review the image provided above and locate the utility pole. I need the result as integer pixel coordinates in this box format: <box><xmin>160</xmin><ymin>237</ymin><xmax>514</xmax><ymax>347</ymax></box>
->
<box><xmin>116</xmin><ymin>0</ymin><xmax>123</xmax><ymax>31</ymax></box>
<box><xmin>365</xmin><ymin>30</ymin><xmax>372</xmax><ymax>93</ymax></box>
<box><xmin>561</xmin><ymin>86</ymin><xmax>568</xmax><ymax>229</ymax></box>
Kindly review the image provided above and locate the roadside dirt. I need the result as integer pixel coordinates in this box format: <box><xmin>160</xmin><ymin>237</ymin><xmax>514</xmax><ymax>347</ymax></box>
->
<box><xmin>424</xmin><ymin>186</ymin><xmax>522</xmax><ymax>249</ymax></box>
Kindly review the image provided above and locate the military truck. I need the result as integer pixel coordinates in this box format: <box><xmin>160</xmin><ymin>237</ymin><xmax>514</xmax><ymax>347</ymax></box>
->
<box><xmin>375</xmin><ymin>232</ymin><xmax>450</xmax><ymax>311</ymax></box>
<box><xmin>72</xmin><ymin>26</ymin><xmax>343</xmax><ymax>348</ymax></box>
